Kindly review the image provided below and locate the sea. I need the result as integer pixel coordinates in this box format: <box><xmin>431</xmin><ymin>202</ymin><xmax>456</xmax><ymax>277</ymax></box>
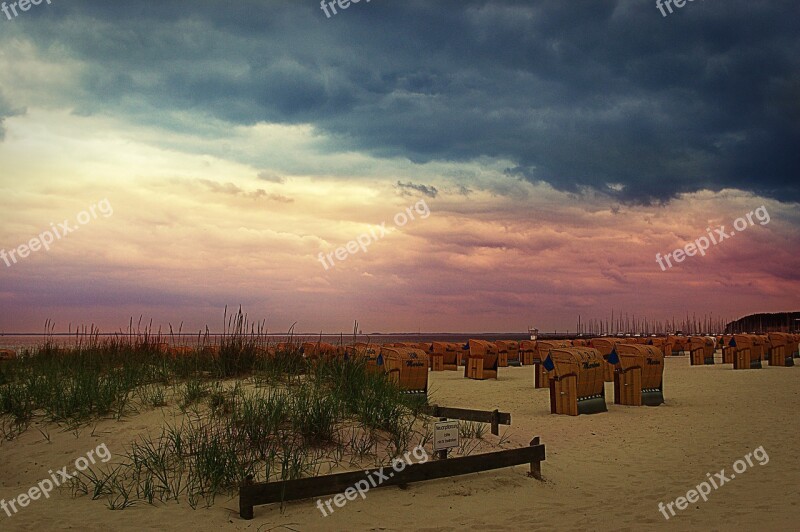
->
<box><xmin>0</xmin><ymin>332</ymin><xmax>541</xmax><ymax>353</ymax></box>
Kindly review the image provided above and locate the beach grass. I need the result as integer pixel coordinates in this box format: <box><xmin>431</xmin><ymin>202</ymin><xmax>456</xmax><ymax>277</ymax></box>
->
<box><xmin>0</xmin><ymin>310</ymin><xmax>432</xmax><ymax>508</ymax></box>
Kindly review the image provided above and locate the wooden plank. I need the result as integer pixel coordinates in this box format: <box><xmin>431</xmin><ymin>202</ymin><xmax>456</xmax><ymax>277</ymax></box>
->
<box><xmin>551</xmin><ymin>375</ymin><xmax>578</xmax><ymax>416</ymax></box>
<box><xmin>424</xmin><ymin>405</ymin><xmax>511</xmax><ymax>426</ymax></box>
<box><xmin>240</xmin><ymin>441</ymin><xmax>545</xmax><ymax>519</ymax></box>
<box><xmin>529</xmin><ymin>436</ymin><xmax>542</xmax><ymax>480</ymax></box>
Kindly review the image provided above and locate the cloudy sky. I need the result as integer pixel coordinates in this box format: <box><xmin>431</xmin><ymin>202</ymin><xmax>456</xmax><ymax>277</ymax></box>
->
<box><xmin>0</xmin><ymin>0</ymin><xmax>798</xmax><ymax>334</ymax></box>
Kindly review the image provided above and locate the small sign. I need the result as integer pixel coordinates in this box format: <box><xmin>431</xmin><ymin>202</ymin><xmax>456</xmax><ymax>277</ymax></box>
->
<box><xmin>433</xmin><ymin>420</ymin><xmax>460</xmax><ymax>451</ymax></box>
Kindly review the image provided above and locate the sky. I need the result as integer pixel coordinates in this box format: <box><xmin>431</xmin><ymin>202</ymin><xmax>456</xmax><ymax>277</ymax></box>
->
<box><xmin>0</xmin><ymin>0</ymin><xmax>798</xmax><ymax>334</ymax></box>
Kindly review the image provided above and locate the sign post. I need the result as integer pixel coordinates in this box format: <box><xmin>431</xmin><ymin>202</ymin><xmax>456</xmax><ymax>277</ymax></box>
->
<box><xmin>433</xmin><ymin>418</ymin><xmax>460</xmax><ymax>459</ymax></box>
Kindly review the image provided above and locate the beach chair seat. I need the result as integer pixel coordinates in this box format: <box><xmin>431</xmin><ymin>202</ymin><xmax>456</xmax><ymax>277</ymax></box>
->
<box><xmin>543</xmin><ymin>347</ymin><xmax>607</xmax><ymax>416</ymax></box>
<box><xmin>688</xmin><ymin>337</ymin><xmax>715</xmax><ymax>365</ymax></box>
<box><xmin>465</xmin><ymin>340</ymin><xmax>498</xmax><ymax>380</ymax></box>
<box><xmin>752</xmin><ymin>335</ymin><xmax>768</xmax><ymax>361</ymax></box>
<box><xmin>766</xmin><ymin>333</ymin><xmax>795</xmax><ymax>367</ymax></box>
<box><xmin>346</xmin><ymin>343</ymin><xmax>383</xmax><ymax>372</ymax></box>
<box><xmin>496</xmin><ymin>340</ymin><xmax>521</xmax><ymax>366</ymax></box>
<box><xmin>519</xmin><ymin>340</ymin><xmax>536</xmax><ymax>365</ymax></box>
<box><xmin>380</xmin><ymin>347</ymin><xmax>428</xmax><ymax>397</ymax></box>
<box><xmin>301</xmin><ymin>342</ymin><xmax>341</xmax><ymax>360</ymax></box>
<box><xmin>610</xmin><ymin>344</ymin><xmax>665</xmax><ymax>406</ymax></box>
<box><xmin>431</xmin><ymin>342</ymin><xmax>458</xmax><ymax>370</ymax></box>
<box><xmin>730</xmin><ymin>335</ymin><xmax>761</xmax><ymax>369</ymax></box>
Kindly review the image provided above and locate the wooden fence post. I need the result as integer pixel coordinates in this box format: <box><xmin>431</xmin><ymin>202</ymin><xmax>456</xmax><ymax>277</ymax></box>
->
<box><xmin>436</xmin><ymin>417</ymin><xmax>449</xmax><ymax>460</ymax></box>
<box><xmin>529</xmin><ymin>437</ymin><xmax>542</xmax><ymax>480</ymax></box>
<box><xmin>240</xmin><ymin>475</ymin><xmax>254</xmax><ymax>520</ymax></box>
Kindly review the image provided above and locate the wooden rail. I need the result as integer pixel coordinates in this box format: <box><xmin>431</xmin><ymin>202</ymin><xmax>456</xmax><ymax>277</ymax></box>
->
<box><xmin>239</xmin><ymin>437</ymin><xmax>545</xmax><ymax>519</ymax></box>
<box><xmin>423</xmin><ymin>404</ymin><xmax>511</xmax><ymax>435</ymax></box>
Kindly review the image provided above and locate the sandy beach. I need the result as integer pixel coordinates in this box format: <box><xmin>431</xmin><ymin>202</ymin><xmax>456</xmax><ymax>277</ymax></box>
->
<box><xmin>2</xmin><ymin>355</ymin><xmax>798</xmax><ymax>531</ymax></box>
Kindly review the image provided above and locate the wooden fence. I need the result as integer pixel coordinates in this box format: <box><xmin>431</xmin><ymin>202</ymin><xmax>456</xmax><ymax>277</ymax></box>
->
<box><xmin>423</xmin><ymin>404</ymin><xmax>511</xmax><ymax>435</ymax></box>
<box><xmin>240</xmin><ymin>437</ymin><xmax>545</xmax><ymax>519</ymax></box>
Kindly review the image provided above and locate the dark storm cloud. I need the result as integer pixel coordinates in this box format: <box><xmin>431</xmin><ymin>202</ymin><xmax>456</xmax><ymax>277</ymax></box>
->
<box><xmin>10</xmin><ymin>0</ymin><xmax>800</xmax><ymax>202</ymax></box>
<box><xmin>395</xmin><ymin>181</ymin><xmax>438</xmax><ymax>198</ymax></box>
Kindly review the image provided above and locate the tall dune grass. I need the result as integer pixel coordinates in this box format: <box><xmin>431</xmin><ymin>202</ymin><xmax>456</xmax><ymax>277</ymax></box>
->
<box><xmin>0</xmin><ymin>310</ymin><xmax>428</xmax><ymax>509</ymax></box>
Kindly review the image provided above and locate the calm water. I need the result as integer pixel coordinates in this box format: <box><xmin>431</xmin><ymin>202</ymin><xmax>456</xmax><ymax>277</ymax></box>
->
<box><xmin>0</xmin><ymin>333</ymin><xmax>535</xmax><ymax>353</ymax></box>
